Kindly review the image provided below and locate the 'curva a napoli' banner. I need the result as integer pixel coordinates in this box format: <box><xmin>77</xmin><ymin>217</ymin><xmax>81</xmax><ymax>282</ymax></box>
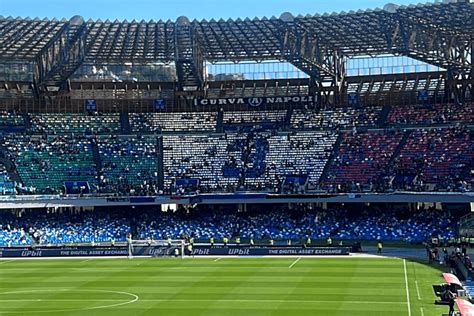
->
<box><xmin>193</xmin><ymin>95</ymin><xmax>317</xmax><ymax>107</ymax></box>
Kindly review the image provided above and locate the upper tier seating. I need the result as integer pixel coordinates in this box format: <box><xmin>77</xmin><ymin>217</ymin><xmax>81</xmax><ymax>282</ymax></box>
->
<box><xmin>129</xmin><ymin>112</ymin><xmax>217</xmax><ymax>132</ymax></box>
<box><xmin>223</xmin><ymin>110</ymin><xmax>287</xmax><ymax>124</ymax></box>
<box><xmin>0</xmin><ymin>162</ymin><xmax>15</xmax><ymax>195</ymax></box>
<box><xmin>388</xmin><ymin>103</ymin><xmax>473</xmax><ymax>125</ymax></box>
<box><xmin>30</xmin><ymin>113</ymin><xmax>120</xmax><ymax>134</ymax></box>
<box><xmin>97</xmin><ymin>136</ymin><xmax>159</xmax><ymax>195</ymax></box>
<box><xmin>0</xmin><ymin>112</ymin><xmax>24</xmax><ymax>127</ymax></box>
<box><xmin>163</xmin><ymin>134</ymin><xmax>241</xmax><ymax>192</ymax></box>
<box><xmin>324</xmin><ymin>131</ymin><xmax>403</xmax><ymax>189</ymax></box>
<box><xmin>394</xmin><ymin>128</ymin><xmax>473</xmax><ymax>190</ymax></box>
<box><xmin>4</xmin><ymin>135</ymin><xmax>97</xmax><ymax>194</ymax></box>
<box><xmin>0</xmin><ymin>106</ymin><xmax>471</xmax><ymax>195</ymax></box>
<box><xmin>291</xmin><ymin>107</ymin><xmax>381</xmax><ymax>129</ymax></box>
<box><xmin>244</xmin><ymin>131</ymin><xmax>337</xmax><ymax>191</ymax></box>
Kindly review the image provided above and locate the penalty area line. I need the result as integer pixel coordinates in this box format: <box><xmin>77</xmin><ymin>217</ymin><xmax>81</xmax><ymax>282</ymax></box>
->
<box><xmin>288</xmin><ymin>257</ymin><xmax>301</xmax><ymax>269</ymax></box>
<box><xmin>0</xmin><ymin>260</ymin><xmax>13</xmax><ymax>265</ymax></box>
<box><xmin>0</xmin><ymin>299</ymin><xmax>130</xmax><ymax>302</ymax></box>
<box><xmin>0</xmin><ymin>298</ymin><xmax>407</xmax><ymax>305</ymax></box>
<box><xmin>132</xmin><ymin>298</ymin><xmax>406</xmax><ymax>305</ymax></box>
<box><xmin>403</xmin><ymin>259</ymin><xmax>412</xmax><ymax>316</ymax></box>
<box><xmin>415</xmin><ymin>280</ymin><xmax>421</xmax><ymax>300</ymax></box>
<box><xmin>213</xmin><ymin>257</ymin><xmax>223</xmax><ymax>262</ymax></box>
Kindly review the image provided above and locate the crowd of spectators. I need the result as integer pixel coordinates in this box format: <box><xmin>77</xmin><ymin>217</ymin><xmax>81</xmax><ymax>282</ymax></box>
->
<box><xmin>0</xmin><ymin>162</ymin><xmax>15</xmax><ymax>195</ymax></box>
<box><xmin>163</xmin><ymin>134</ymin><xmax>241</xmax><ymax>193</ymax></box>
<box><xmin>392</xmin><ymin>127</ymin><xmax>472</xmax><ymax>192</ymax></box>
<box><xmin>291</xmin><ymin>106</ymin><xmax>381</xmax><ymax>129</ymax></box>
<box><xmin>129</xmin><ymin>112</ymin><xmax>218</xmax><ymax>132</ymax></box>
<box><xmin>4</xmin><ymin>134</ymin><xmax>98</xmax><ymax>194</ymax></box>
<box><xmin>97</xmin><ymin>135</ymin><xmax>160</xmax><ymax>196</ymax></box>
<box><xmin>0</xmin><ymin>105</ymin><xmax>471</xmax><ymax>196</ymax></box>
<box><xmin>0</xmin><ymin>205</ymin><xmax>457</xmax><ymax>246</ymax></box>
<box><xmin>243</xmin><ymin>131</ymin><xmax>337</xmax><ymax>192</ymax></box>
<box><xmin>224</xmin><ymin>110</ymin><xmax>287</xmax><ymax>124</ymax></box>
<box><xmin>0</xmin><ymin>111</ymin><xmax>24</xmax><ymax>127</ymax></box>
<box><xmin>0</xmin><ymin>209</ymin><xmax>129</xmax><ymax>246</ymax></box>
<box><xmin>30</xmin><ymin>113</ymin><xmax>121</xmax><ymax>135</ymax></box>
<box><xmin>388</xmin><ymin>102</ymin><xmax>473</xmax><ymax>126</ymax></box>
<box><xmin>324</xmin><ymin>130</ymin><xmax>403</xmax><ymax>192</ymax></box>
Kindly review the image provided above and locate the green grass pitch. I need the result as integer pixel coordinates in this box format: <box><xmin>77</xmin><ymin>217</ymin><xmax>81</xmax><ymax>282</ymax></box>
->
<box><xmin>0</xmin><ymin>257</ymin><xmax>448</xmax><ymax>315</ymax></box>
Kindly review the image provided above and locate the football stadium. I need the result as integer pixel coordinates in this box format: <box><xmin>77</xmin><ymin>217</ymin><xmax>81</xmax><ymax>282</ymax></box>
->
<box><xmin>0</xmin><ymin>0</ymin><xmax>473</xmax><ymax>314</ymax></box>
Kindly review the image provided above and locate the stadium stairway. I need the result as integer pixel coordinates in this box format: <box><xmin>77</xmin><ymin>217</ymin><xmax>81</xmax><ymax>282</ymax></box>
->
<box><xmin>156</xmin><ymin>136</ymin><xmax>165</xmax><ymax>191</ymax></box>
<box><xmin>386</xmin><ymin>130</ymin><xmax>411</xmax><ymax>168</ymax></box>
<box><xmin>461</xmin><ymin>162</ymin><xmax>474</xmax><ymax>184</ymax></box>
<box><xmin>120</xmin><ymin>112</ymin><xmax>131</xmax><ymax>134</ymax></box>
<box><xmin>245</xmin><ymin>136</ymin><xmax>268</xmax><ymax>179</ymax></box>
<box><xmin>216</xmin><ymin>110</ymin><xmax>224</xmax><ymax>133</ymax></box>
<box><xmin>0</xmin><ymin>157</ymin><xmax>22</xmax><ymax>185</ymax></box>
<box><xmin>0</xmin><ymin>144</ymin><xmax>22</xmax><ymax>185</ymax></box>
<box><xmin>21</xmin><ymin>113</ymin><xmax>32</xmax><ymax>129</ymax></box>
<box><xmin>318</xmin><ymin>132</ymin><xmax>344</xmax><ymax>186</ymax></box>
<box><xmin>285</xmin><ymin>107</ymin><xmax>293</xmax><ymax>127</ymax></box>
<box><xmin>377</xmin><ymin>104</ymin><xmax>392</xmax><ymax>127</ymax></box>
<box><xmin>90</xmin><ymin>138</ymin><xmax>102</xmax><ymax>171</ymax></box>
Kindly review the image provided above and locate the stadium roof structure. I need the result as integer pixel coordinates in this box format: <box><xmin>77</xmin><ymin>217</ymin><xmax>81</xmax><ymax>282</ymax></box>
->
<box><xmin>0</xmin><ymin>0</ymin><xmax>472</xmax><ymax>101</ymax></box>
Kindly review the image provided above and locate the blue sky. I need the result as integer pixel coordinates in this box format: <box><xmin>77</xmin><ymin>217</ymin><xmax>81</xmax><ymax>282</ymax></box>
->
<box><xmin>0</xmin><ymin>0</ymin><xmax>424</xmax><ymax>21</ymax></box>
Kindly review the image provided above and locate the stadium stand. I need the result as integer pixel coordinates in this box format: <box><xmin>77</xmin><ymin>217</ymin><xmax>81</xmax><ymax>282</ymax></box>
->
<box><xmin>223</xmin><ymin>110</ymin><xmax>287</xmax><ymax>125</ymax></box>
<box><xmin>291</xmin><ymin>106</ymin><xmax>382</xmax><ymax>129</ymax></box>
<box><xmin>0</xmin><ymin>1</ymin><xmax>471</xmax><ymax>259</ymax></box>
<box><xmin>0</xmin><ymin>162</ymin><xmax>15</xmax><ymax>195</ymax></box>
<box><xmin>244</xmin><ymin>131</ymin><xmax>337</xmax><ymax>191</ymax></box>
<box><xmin>163</xmin><ymin>134</ymin><xmax>240</xmax><ymax>192</ymax></box>
<box><xmin>388</xmin><ymin>102</ymin><xmax>473</xmax><ymax>125</ymax></box>
<box><xmin>4</xmin><ymin>135</ymin><xmax>98</xmax><ymax>194</ymax></box>
<box><xmin>324</xmin><ymin>131</ymin><xmax>404</xmax><ymax>192</ymax></box>
<box><xmin>0</xmin><ymin>110</ymin><xmax>469</xmax><ymax>195</ymax></box>
<box><xmin>0</xmin><ymin>209</ymin><xmax>129</xmax><ymax>245</ymax></box>
<box><xmin>0</xmin><ymin>205</ymin><xmax>456</xmax><ymax>246</ymax></box>
<box><xmin>30</xmin><ymin>113</ymin><xmax>121</xmax><ymax>134</ymax></box>
<box><xmin>0</xmin><ymin>112</ymin><xmax>24</xmax><ymax>128</ymax></box>
<box><xmin>129</xmin><ymin>112</ymin><xmax>217</xmax><ymax>132</ymax></box>
<box><xmin>393</xmin><ymin>127</ymin><xmax>473</xmax><ymax>191</ymax></box>
<box><xmin>97</xmin><ymin>135</ymin><xmax>159</xmax><ymax>195</ymax></box>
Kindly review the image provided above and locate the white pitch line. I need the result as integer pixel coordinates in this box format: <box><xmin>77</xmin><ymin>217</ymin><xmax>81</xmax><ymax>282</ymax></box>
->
<box><xmin>117</xmin><ymin>298</ymin><xmax>408</xmax><ymax>305</ymax></box>
<box><xmin>403</xmin><ymin>259</ymin><xmax>412</xmax><ymax>316</ymax></box>
<box><xmin>213</xmin><ymin>257</ymin><xmax>223</xmax><ymax>262</ymax></box>
<box><xmin>415</xmin><ymin>281</ymin><xmax>421</xmax><ymax>300</ymax></box>
<box><xmin>0</xmin><ymin>299</ymin><xmax>130</xmax><ymax>302</ymax></box>
<box><xmin>420</xmin><ymin>307</ymin><xmax>424</xmax><ymax>316</ymax></box>
<box><xmin>0</xmin><ymin>260</ymin><xmax>12</xmax><ymax>265</ymax></box>
<box><xmin>0</xmin><ymin>298</ymin><xmax>407</xmax><ymax>305</ymax></box>
<box><xmin>288</xmin><ymin>257</ymin><xmax>301</xmax><ymax>269</ymax></box>
<box><xmin>141</xmin><ymin>299</ymin><xmax>405</xmax><ymax>305</ymax></box>
<box><xmin>81</xmin><ymin>259</ymin><xmax>93</xmax><ymax>263</ymax></box>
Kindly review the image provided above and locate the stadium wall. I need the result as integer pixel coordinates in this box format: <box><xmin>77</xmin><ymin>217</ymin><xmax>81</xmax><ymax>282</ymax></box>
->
<box><xmin>0</xmin><ymin>245</ymin><xmax>350</xmax><ymax>258</ymax></box>
<box><xmin>0</xmin><ymin>193</ymin><xmax>472</xmax><ymax>209</ymax></box>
